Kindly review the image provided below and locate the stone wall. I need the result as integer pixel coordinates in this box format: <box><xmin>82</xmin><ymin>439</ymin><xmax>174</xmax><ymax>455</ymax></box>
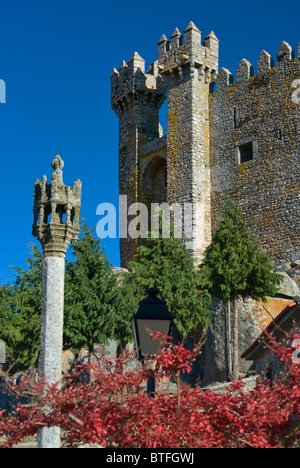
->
<box><xmin>202</xmin><ymin>297</ymin><xmax>265</xmax><ymax>385</ymax></box>
<box><xmin>202</xmin><ymin>375</ymin><xmax>257</xmax><ymax>394</ymax></box>
<box><xmin>111</xmin><ymin>22</ymin><xmax>219</xmax><ymax>266</ymax></box>
<box><xmin>209</xmin><ymin>43</ymin><xmax>300</xmax><ymax>266</ymax></box>
<box><xmin>111</xmin><ymin>53</ymin><xmax>166</xmax><ymax>267</ymax></box>
<box><xmin>111</xmin><ymin>23</ymin><xmax>300</xmax><ymax>386</ymax></box>
<box><xmin>112</xmin><ymin>25</ymin><xmax>299</xmax><ymax>269</ymax></box>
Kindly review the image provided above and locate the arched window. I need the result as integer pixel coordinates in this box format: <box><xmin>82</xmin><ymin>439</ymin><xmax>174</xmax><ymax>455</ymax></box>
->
<box><xmin>142</xmin><ymin>156</ymin><xmax>167</xmax><ymax>204</ymax></box>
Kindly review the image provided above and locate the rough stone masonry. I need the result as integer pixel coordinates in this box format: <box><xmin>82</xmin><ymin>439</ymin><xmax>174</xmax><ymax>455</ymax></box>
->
<box><xmin>111</xmin><ymin>22</ymin><xmax>299</xmax><ymax>384</ymax></box>
<box><xmin>111</xmin><ymin>21</ymin><xmax>299</xmax><ymax>269</ymax></box>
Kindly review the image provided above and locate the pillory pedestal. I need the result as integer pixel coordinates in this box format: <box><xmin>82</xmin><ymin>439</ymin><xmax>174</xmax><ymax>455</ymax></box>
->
<box><xmin>32</xmin><ymin>155</ymin><xmax>82</xmax><ymax>448</ymax></box>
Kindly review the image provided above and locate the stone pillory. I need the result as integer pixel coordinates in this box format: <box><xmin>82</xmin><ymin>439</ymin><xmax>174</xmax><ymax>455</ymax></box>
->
<box><xmin>32</xmin><ymin>154</ymin><xmax>82</xmax><ymax>257</ymax></box>
<box><xmin>32</xmin><ymin>155</ymin><xmax>82</xmax><ymax>449</ymax></box>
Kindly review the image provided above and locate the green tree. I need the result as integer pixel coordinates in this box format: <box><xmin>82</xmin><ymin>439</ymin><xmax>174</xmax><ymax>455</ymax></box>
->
<box><xmin>199</xmin><ymin>197</ymin><xmax>280</xmax><ymax>380</ymax></box>
<box><xmin>0</xmin><ymin>224</ymin><xmax>133</xmax><ymax>371</ymax></box>
<box><xmin>125</xmin><ymin>234</ymin><xmax>211</xmax><ymax>337</ymax></box>
<box><xmin>64</xmin><ymin>223</ymin><xmax>132</xmax><ymax>354</ymax></box>
<box><xmin>0</xmin><ymin>244</ymin><xmax>43</xmax><ymax>370</ymax></box>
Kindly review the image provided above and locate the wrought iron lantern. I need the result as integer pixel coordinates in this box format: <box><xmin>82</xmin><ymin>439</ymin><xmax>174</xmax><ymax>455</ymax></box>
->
<box><xmin>131</xmin><ymin>287</ymin><xmax>174</xmax><ymax>361</ymax></box>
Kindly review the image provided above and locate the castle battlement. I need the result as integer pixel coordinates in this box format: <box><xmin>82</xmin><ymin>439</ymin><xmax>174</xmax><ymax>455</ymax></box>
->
<box><xmin>216</xmin><ymin>40</ymin><xmax>299</xmax><ymax>90</ymax></box>
<box><xmin>157</xmin><ymin>22</ymin><xmax>218</xmax><ymax>85</ymax></box>
<box><xmin>111</xmin><ymin>21</ymin><xmax>300</xmax><ymax>387</ymax></box>
<box><xmin>112</xmin><ymin>21</ymin><xmax>300</xmax><ymax>270</ymax></box>
<box><xmin>157</xmin><ymin>22</ymin><xmax>219</xmax><ymax>72</ymax></box>
<box><xmin>111</xmin><ymin>21</ymin><xmax>220</xmax><ymax>119</ymax></box>
<box><xmin>111</xmin><ymin>51</ymin><xmax>166</xmax><ymax>120</ymax></box>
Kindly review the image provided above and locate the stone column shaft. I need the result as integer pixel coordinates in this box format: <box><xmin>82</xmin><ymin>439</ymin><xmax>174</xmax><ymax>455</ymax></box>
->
<box><xmin>39</xmin><ymin>256</ymin><xmax>65</xmax><ymax>384</ymax></box>
<box><xmin>37</xmin><ymin>256</ymin><xmax>65</xmax><ymax>448</ymax></box>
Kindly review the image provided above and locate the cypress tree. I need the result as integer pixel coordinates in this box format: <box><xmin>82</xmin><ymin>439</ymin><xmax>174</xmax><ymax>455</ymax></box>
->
<box><xmin>64</xmin><ymin>222</ymin><xmax>132</xmax><ymax>354</ymax></box>
<box><xmin>0</xmin><ymin>244</ymin><xmax>43</xmax><ymax>369</ymax></box>
<box><xmin>0</xmin><ymin>224</ymin><xmax>132</xmax><ymax>371</ymax></box>
<box><xmin>200</xmin><ymin>197</ymin><xmax>280</xmax><ymax>380</ymax></box>
<box><xmin>125</xmin><ymin>234</ymin><xmax>211</xmax><ymax>336</ymax></box>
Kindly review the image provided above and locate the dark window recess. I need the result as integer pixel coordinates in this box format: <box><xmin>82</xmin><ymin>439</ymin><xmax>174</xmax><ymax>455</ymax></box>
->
<box><xmin>239</xmin><ymin>142</ymin><xmax>254</xmax><ymax>164</ymax></box>
<box><xmin>233</xmin><ymin>107</ymin><xmax>237</xmax><ymax>129</ymax></box>
<box><xmin>44</xmin><ymin>205</ymin><xmax>51</xmax><ymax>224</ymax></box>
<box><xmin>209</xmin><ymin>81</ymin><xmax>216</xmax><ymax>93</ymax></box>
<box><xmin>274</xmin><ymin>127</ymin><xmax>282</xmax><ymax>140</ymax></box>
<box><xmin>56</xmin><ymin>205</ymin><xmax>67</xmax><ymax>224</ymax></box>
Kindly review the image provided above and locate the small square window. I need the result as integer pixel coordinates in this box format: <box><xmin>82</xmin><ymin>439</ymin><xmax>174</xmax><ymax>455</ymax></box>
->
<box><xmin>238</xmin><ymin>142</ymin><xmax>253</xmax><ymax>164</ymax></box>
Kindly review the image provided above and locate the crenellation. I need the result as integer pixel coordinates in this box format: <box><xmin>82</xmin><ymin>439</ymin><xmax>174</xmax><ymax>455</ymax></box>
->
<box><xmin>158</xmin><ymin>34</ymin><xmax>169</xmax><ymax>64</ymax></box>
<box><xmin>257</xmin><ymin>50</ymin><xmax>274</xmax><ymax>77</ymax></box>
<box><xmin>183</xmin><ymin>22</ymin><xmax>202</xmax><ymax>60</ymax></box>
<box><xmin>112</xmin><ymin>22</ymin><xmax>300</xmax><ymax>385</ymax></box>
<box><xmin>236</xmin><ymin>59</ymin><xmax>254</xmax><ymax>83</ymax></box>
<box><xmin>210</xmin><ymin>41</ymin><xmax>300</xmax><ymax>265</ymax></box>
<box><xmin>214</xmin><ymin>40</ymin><xmax>299</xmax><ymax>94</ymax></box>
<box><xmin>146</xmin><ymin>61</ymin><xmax>159</xmax><ymax>77</ymax></box>
<box><xmin>156</xmin><ymin>22</ymin><xmax>218</xmax><ymax>86</ymax></box>
<box><xmin>204</xmin><ymin>31</ymin><xmax>219</xmax><ymax>71</ymax></box>
<box><xmin>128</xmin><ymin>52</ymin><xmax>145</xmax><ymax>74</ymax></box>
<box><xmin>277</xmin><ymin>40</ymin><xmax>294</xmax><ymax>62</ymax></box>
<box><xmin>118</xmin><ymin>60</ymin><xmax>128</xmax><ymax>73</ymax></box>
<box><xmin>216</xmin><ymin>67</ymin><xmax>234</xmax><ymax>90</ymax></box>
<box><xmin>170</xmin><ymin>27</ymin><xmax>182</xmax><ymax>50</ymax></box>
<box><xmin>112</xmin><ymin>22</ymin><xmax>299</xmax><ymax>269</ymax></box>
<box><xmin>111</xmin><ymin>67</ymin><xmax>119</xmax><ymax>77</ymax></box>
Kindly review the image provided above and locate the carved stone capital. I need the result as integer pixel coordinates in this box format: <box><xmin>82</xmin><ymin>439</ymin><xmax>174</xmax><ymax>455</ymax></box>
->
<box><xmin>32</xmin><ymin>155</ymin><xmax>82</xmax><ymax>257</ymax></box>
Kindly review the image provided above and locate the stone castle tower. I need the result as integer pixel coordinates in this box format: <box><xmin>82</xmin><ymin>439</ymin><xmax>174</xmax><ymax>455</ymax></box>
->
<box><xmin>111</xmin><ymin>21</ymin><xmax>300</xmax><ymax>271</ymax></box>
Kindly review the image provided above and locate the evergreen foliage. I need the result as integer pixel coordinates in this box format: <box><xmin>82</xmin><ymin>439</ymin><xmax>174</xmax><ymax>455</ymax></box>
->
<box><xmin>199</xmin><ymin>197</ymin><xmax>280</xmax><ymax>301</ymax></box>
<box><xmin>199</xmin><ymin>197</ymin><xmax>280</xmax><ymax>379</ymax></box>
<box><xmin>201</xmin><ymin>198</ymin><xmax>279</xmax><ymax>301</ymax></box>
<box><xmin>64</xmin><ymin>222</ymin><xmax>132</xmax><ymax>352</ymax></box>
<box><xmin>0</xmin><ymin>224</ymin><xmax>132</xmax><ymax>371</ymax></box>
<box><xmin>0</xmin><ymin>244</ymin><xmax>42</xmax><ymax>368</ymax></box>
<box><xmin>125</xmin><ymin>234</ymin><xmax>211</xmax><ymax>336</ymax></box>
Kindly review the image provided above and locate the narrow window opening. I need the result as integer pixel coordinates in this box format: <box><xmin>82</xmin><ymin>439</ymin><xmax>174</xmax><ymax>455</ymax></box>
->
<box><xmin>209</xmin><ymin>81</ymin><xmax>216</xmax><ymax>93</ymax></box>
<box><xmin>44</xmin><ymin>206</ymin><xmax>51</xmax><ymax>224</ymax></box>
<box><xmin>159</xmin><ymin>94</ymin><xmax>168</xmax><ymax>136</ymax></box>
<box><xmin>274</xmin><ymin>127</ymin><xmax>282</xmax><ymax>140</ymax></box>
<box><xmin>71</xmin><ymin>208</ymin><xmax>76</xmax><ymax>226</ymax></box>
<box><xmin>233</xmin><ymin>107</ymin><xmax>237</xmax><ymax>129</ymax></box>
<box><xmin>56</xmin><ymin>205</ymin><xmax>67</xmax><ymax>224</ymax></box>
<box><xmin>239</xmin><ymin>142</ymin><xmax>253</xmax><ymax>164</ymax></box>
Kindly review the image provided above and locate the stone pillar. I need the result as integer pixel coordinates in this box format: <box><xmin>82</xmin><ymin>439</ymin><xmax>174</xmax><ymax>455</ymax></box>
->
<box><xmin>37</xmin><ymin>256</ymin><xmax>65</xmax><ymax>448</ymax></box>
<box><xmin>32</xmin><ymin>154</ymin><xmax>82</xmax><ymax>448</ymax></box>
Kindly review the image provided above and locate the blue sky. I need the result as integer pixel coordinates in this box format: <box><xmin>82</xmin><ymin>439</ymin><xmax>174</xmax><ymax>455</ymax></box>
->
<box><xmin>0</xmin><ymin>0</ymin><xmax>299</xmax><ymax>284</ymax></box>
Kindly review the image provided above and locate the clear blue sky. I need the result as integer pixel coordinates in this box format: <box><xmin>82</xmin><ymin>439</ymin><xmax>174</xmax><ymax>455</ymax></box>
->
<box><xmin>0</xmin><ymin>0</ymin><xmax>299</xmax><ymax>284</ymax></box>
